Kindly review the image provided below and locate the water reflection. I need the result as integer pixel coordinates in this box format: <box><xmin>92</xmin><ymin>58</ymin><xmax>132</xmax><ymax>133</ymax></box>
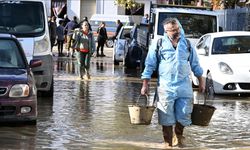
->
<box><xmin>1</xmin><ymin>56</ymin><xmax>250</xmax><ymax>149</ymax></box>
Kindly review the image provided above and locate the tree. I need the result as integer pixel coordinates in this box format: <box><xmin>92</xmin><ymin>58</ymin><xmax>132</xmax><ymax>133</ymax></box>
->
<box><xmin>114</xmin><ymin>0</ymin><xmax>138</xmax><ymax>9</ymax></box>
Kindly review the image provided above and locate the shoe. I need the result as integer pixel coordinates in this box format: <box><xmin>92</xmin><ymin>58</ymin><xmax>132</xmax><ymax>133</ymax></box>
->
<box><xmin>83</xmin><ymin>74</ymin><xmax>90</xmax><ymax>80</ymax></box>
<box><xmin>100</xmin><ymin>54</ymin><xmax>106</xmax><ymax>57</ymax></box>
<box><xmin>71</xmin><ymin>55</ymin><xmax>75</xmax><ymax>58</ymax></box>
<box><xmin>96</xmin><ymin>54</ymin><xmax>100</xmax><ymax>57</ymax></box>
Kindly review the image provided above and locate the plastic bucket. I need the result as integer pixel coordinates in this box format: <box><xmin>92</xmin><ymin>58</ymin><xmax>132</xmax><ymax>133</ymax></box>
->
<box><xmin>128</xmin><ymin>105</ymin><xmax>155</xmax><ymax>125</ymax></box>
<box><xmin>128</xmin><ymin>94</ymin><xmax>156</xmax><ymax>125</ymax></box>
<box><xmin>191</xmin><ymin>104</ymin><xmax>216</xmax><ymax>126</ymax></box>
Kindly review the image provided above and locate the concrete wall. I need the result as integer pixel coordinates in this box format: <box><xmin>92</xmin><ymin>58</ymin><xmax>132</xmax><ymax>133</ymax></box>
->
<box><xmin>80</xmin><ymin>0</ymin><xmax>96</xmax><ymax>20</ymax></box>
<box><xmin>67</xmin><ymin>0</ymin><xmax>81</xmax><ymax>21</ymax></box>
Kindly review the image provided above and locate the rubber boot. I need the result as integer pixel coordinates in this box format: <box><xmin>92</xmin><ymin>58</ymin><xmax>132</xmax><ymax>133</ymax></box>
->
<box><xmin>175</xmin><ymin>122</ymin><xmax>185</xmax><ymax>147</ymax></box>
<box><xmin>162</xmin><ymin>126</ymin><xmax>173</xmax><ymax>147</ymax></box>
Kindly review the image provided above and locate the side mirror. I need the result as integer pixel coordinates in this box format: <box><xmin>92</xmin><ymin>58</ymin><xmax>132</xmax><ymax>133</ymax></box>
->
<box><xmin>29</xmin><ymin>59</ymin><xmax>42</xmax><ymax>68</ymax></box>
<box><xmin>197</xmin><ymin>48</ymin><xmax>207</xmax><ymax>55</ymax></box>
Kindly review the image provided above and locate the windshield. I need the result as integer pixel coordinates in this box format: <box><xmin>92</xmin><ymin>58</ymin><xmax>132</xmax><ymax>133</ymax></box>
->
<box><xmin>212</xmin><ymin>36</ymin><xmax>250</xmax><ymax>54</ymax></box>
<box><xmin>0</xmin><ymin>1</ymin><xmax>45</xmax><ymax>37</ymax></box>
<box><xmin>158</xmin><ymin>12</ymin><xmax>217</xmax><ymax>38</ymax></box>
<box><xmin>0</xmin><ymin>39</ymin><xmax>26</xmax><ymax>68</ymax></box>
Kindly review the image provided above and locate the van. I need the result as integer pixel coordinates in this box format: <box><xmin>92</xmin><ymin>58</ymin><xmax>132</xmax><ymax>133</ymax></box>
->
<box><xmin>89</xmin><ymin>14</ymin><xmax>139</xmax><ymax>48</ymax></box>
<box><xmin>0</xmin><ymin>0</ymin><xmax>54</xmax><ymax>96</ymax></box>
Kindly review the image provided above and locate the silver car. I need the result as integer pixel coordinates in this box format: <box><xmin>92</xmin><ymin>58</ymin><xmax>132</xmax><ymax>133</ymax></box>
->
<box><xmin>113</xmin><ymin>26</ymin><xmax>133</xmax><ymax>65</ymax></box>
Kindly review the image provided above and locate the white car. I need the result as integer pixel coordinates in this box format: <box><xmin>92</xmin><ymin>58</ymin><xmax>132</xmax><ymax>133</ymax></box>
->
<box><xmin>113</xmin><ymin>26</ymin><xmax>133</xmax><ymax>65</ymax></box>
<box><xmin>192</xmin><ymin>31</ymin><xmax>250</xmax><ymax>94</ymax></box>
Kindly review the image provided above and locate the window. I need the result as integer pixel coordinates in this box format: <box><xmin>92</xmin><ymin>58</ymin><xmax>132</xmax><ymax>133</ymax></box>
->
<box><xmin>0</xmin><ymin>39</ymin><xmax>26</xmax><ymax>68</ymax></box>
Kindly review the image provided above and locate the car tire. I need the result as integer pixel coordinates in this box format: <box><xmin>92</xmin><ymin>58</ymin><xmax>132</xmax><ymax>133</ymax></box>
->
<box><xmin>106</xmin><ymin>38</ymin><xmax>114</xmax><ymax>48</ymax></box>
<box><xmin>205</xmin><ymin>72</ymin><xmax>214</xmax><ymax>99</ymax></box>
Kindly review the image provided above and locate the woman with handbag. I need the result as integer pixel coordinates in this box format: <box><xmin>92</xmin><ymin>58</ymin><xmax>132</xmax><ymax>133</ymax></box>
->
<box><xmin>72</xmin><ymin>21</ymin><xmax>96</xmax><ymax>80</ymax></box>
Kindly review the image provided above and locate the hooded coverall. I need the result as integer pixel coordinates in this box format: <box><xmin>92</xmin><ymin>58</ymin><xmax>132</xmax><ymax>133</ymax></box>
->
<box><xmin>141</xmin><ymin>29</ymin><xmax>203</xmax><ymax>127</ymax></box>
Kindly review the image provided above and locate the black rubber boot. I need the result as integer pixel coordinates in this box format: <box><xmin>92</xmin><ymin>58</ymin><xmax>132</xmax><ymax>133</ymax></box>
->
<box><xmin>175</xmin><ymin>122</ymin><xmax>185</xmax><ymax>147</ymax></box>
<box><xmin>162</xmin><ymin>125</ymin><xmax>173</xmax><ymax>147</ymax></box>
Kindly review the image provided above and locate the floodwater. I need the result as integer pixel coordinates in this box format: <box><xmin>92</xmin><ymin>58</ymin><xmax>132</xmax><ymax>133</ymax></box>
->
<box><xmin>1</xmin><ymin>51</ymin><xmax>250</xmax><ymax>150</ymax></box>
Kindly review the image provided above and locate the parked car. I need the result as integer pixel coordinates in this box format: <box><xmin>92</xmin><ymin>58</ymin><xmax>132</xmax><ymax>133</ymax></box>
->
<box><xmin>113</xmin><ymin>25</ymin><xmax>133</xmax><ymax>65</ymax></box>
<box><xmin>0</xmin><ymin>33</ymin><xmax>42</xmax><ymax>124</ymax></box>
<box><xmin>192</xmin><ymin>31</ymin><xmax>250</xmax><ymax>95</ymax></box>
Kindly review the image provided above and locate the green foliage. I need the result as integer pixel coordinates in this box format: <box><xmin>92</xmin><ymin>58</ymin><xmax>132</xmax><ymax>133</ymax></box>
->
<box><xmin>114</xmin><ymin>0</ymin><xmax>138</xmax><ymax>9</ymax></box>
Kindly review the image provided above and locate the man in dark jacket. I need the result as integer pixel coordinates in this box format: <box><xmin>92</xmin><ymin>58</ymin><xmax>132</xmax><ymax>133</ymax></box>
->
<box><xmin>64</xmin><ymin>16</ymin><xmax>78</xmax><ymax>57</ymax></box>
<box><xmin>48</xmin><ymin>16</ymin><xmax>57</xmax><ymax>55</ymax></box>
<box><xmin>114</xmin><ymin>19</ymin><xmax>123</xmax><ymax>39</ymax></box>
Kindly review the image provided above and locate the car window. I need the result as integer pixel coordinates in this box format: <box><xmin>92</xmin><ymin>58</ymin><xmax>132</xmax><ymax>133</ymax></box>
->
<box><xmin>0</xmin><ymin>2</ymin><xmax>45</xmax><ymax>36</ymax></box>
<box><xmin>120</xmin><ymin>28</ymin><xmax>131</xmax><ymax>39</ymax></box>
<box><xmin>0</xmin><ymin>39</ymin><xmax>26</xmax><ymax>68</ymax></box>
<box><xmin>212</xmin><ymin>36</ymin><xmax>250</xmax><ymax>54</ymax></box>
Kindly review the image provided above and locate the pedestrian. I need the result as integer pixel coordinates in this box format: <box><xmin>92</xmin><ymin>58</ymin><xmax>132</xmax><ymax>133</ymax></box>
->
<box><xmin>64</xmin><ymin>16</ymin><xmax>78</xmax><ymax>57</ymax></box>
<box><xmin>72</xmin><ymin>21</ymin><xmax>95</xmax><ymax>80</ymax></box>
<box><xmin>56</xmin><ymin>20</ymin><xmax>65</xmax><ymax>57</ymax></box>
<box><xmin>48</xmin><ymin>16</ymin><xmax>57</xmax><ymax>55</ymax></box>
<box><xmin>140</xmin><ymin>18</ymin><xmax>205</xmax><ymax>148</ymax></box>
<box><xmin>113</xmin><ymin>19</ymin><xmax>123</xmax><ymax>39</ymax></box>
<box><xmin>96</xmin><ymin>22</ymin><xmax>108</xmax><ymax>57</ymax></box>
<box><xmin>62</xmin><ymin>14</ymin><xmax>70</xmax><ymax>43</ymax></box>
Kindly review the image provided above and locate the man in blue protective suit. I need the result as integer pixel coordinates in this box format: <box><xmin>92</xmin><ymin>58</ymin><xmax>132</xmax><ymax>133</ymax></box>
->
<box><xmin>141</xmin><ymin>18</ymin><xmax>205</xmax><ymax>147</ymax></box>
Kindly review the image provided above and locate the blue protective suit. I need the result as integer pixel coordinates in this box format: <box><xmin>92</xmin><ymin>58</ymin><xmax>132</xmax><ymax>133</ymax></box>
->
<box><xmin>141</xmin><ymin>25</ymin><xmax>203</xmax><ymax>126</ymax></box>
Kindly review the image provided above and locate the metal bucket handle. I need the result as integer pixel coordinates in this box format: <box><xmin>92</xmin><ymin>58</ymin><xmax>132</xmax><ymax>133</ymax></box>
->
<box><xmin>196</xmin><ymin>93</ymin><xmax>209</xmax><ymax>105</ymax></box>
<box><xmin>136</xmin><ymin>92</ymin><xmax>158</xmax><ymax>107</ymax></box>
<box><xmin>136</xmin><ymin>94</ymin><xmax>149</xmax><ymax>106</ymax></box>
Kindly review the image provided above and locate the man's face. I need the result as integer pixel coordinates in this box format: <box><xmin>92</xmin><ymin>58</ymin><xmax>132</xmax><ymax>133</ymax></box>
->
<box><xmin>164</xmin><ymin>23</ymin><xmax>180</xmax><ymax>41</ymax></box>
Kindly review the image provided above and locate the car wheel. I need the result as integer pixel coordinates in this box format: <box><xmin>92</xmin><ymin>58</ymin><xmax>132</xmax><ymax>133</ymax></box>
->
<box><xmin>106</xmin><ymin>38</ymin><xmax>114</xmax><ymax>48</ymax></box>
<box><xmin>205</xmin><ymin>72</ymin><xmax>214</xmax><ymax>99</ymax></box>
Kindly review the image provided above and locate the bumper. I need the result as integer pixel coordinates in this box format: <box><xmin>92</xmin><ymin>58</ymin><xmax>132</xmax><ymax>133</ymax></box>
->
<box><xmin>213</xmin><ymin>74</ymin><xmax>250</xmax><ymax>94</ymax></box>
<box><xmin>0</xmin><ymin>96</ymin><xmax>37</xmax><ymax>122</ymax></box>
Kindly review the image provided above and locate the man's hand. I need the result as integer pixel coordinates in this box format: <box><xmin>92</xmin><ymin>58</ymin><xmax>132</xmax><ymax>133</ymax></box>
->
<box><xmin>198</xmin><ymin>76</ymin><xmax>205</xmax><ymax>93</ymax></box>
<box><xmin>141</xmin><ymin>79</ymin><xmax>149</xmax><ymax>95</ymax></box>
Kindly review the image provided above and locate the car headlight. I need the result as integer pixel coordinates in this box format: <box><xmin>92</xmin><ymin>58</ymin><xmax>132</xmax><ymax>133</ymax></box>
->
<box><xmin>34</xmin><ymin>35</ymin><xmax>50</xmax><ymax>54</ymax></box>
<box><xmin>219</xmin><ymin>62</ymin><xmax>233</xmax><ymax>75</ymax></box>
<box><xmin>9</xmin><ymin>84</ymin><xmax>30</xmax><ymax>97</ymax></box>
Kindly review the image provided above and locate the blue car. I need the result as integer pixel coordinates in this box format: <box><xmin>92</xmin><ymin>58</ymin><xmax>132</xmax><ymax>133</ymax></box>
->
<box><xmin>0</xmin><ymin>34</ymin><xmax>42</xmax><ymax>124</ymax></box>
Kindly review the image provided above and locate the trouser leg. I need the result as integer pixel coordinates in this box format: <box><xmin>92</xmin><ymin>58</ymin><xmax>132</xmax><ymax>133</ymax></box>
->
<box><xmin>96</xmin><ymin>42</ymin><xmax>100</xmax><ymax>56</ymax></box>
<box><xmin>100</xmin><ymin>41</ymin><xmax>105</xmax><ymax>56</ymax></box>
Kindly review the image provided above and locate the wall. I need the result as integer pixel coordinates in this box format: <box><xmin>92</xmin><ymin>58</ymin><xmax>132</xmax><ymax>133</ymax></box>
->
<box><xmin>216</xmin><ymin>8</ymin><xmax>249</xmax><ymax>31</ymax></box>
<box><xmin>80</xmin><ymin>0</ymin><xmax>96</xmax><ymax>20</ymax></box>
<box><xmin>67</xmin><ymin>0</ymin><xmax>81</xmax><ymax>21</ymax></box>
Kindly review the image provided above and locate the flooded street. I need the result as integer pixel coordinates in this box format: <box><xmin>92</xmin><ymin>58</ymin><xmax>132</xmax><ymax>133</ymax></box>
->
<box><xmin>1</xmin><ymin>48</ymin><xmax>250</xmax><ymax>149</ymax></box>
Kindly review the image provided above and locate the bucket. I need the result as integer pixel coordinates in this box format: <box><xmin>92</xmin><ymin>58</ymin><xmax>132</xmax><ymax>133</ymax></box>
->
<box><xmin>191</xmin><ymin>104</ymin><xmax>216</xmax><ymax>126</ymax></box>
<box><xmin>191</xmin><ymin>94</ymin><xmax>216</xmax><ymax>126</ymax></box>
<box><xmin>128</xmin><ymin>94</ymin><xmax>156</xmax><ymax>125</ymax></box>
